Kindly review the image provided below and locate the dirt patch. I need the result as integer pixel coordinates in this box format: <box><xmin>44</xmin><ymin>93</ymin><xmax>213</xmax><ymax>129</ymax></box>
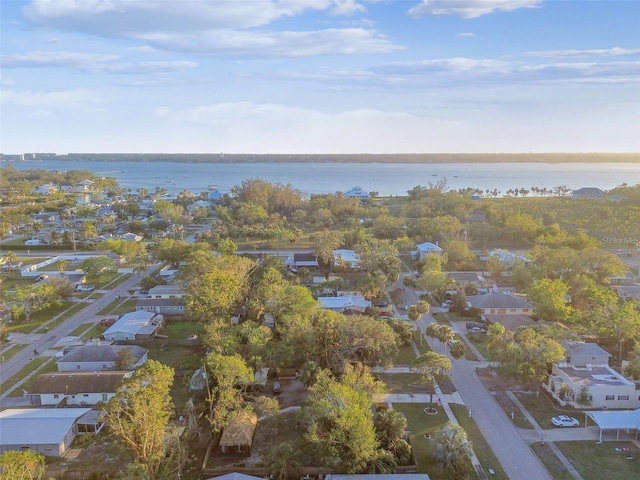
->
<box><xmin>267</xmin><ymin>377</ymin><xmax>309</xmax><ymax>408</ymax></box>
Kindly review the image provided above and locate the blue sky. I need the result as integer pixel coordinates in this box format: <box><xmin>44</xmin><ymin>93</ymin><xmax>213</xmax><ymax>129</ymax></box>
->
<box><xmin>1</xmin><ymin>0</ymin><xmax>639</xmax><ymax>154</ymax></box>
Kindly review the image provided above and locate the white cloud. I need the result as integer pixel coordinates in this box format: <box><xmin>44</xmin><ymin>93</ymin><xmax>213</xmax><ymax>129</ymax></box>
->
<box><xmin>1</xmin><ymin>89</ymin><xmax>105</xmax><ymax>107</ymax></box>
<box><xmin>89</xmin><ymin>61</ymin><xmax>198</xmax><ymax>74</ymax></box>
<box><xmin>0</xmin><ymin>74</ymin><xmax>16</xmax><ymax>86</ymax></box>
<box><xmin>1</xmin><ymin>51</ymin><xmax>119</xmax><ymax>68</ymax></box>
<box><xmin>145</xmin><ymin>28</ymin><xmax>401</xmax><ymax>57</ymax></box>
<box><xmin>154</xmin><ymin>101</ymin><xmax>460</xmax><ymax>153</ymax></box>
<box><xmin>408</xmin><ymin>0</ymin><xmax>542</xmax><ymax>19</ymax></box>
<box><xmin>523</xmin><ymin>47</ymin><xmax>640</xmax><ymax>58</ymax></box>
<box><xmin>458</xmin><ymin>32</ymin><xmax>478</xmax><ymax>38</ymax></box>
<box><xmin>22</xmin><ymin>1</ymin><xmax>392</xmax><ymax>58</ymax></box>
<box><xmin>28</xmin><ymin>109</ymin><xmax>56</xmax><ymax>119</ymax></box>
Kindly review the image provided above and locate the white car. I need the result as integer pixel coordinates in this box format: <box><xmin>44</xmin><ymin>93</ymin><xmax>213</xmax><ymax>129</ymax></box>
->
<box><xmin>551</xmin><ymin>415</ymin><xmax>580</xmax><ymax>427</ymax></box>
<box><xmin>75</xmin><ymin>284</ymin><xmax>95</xmax><ymax>292</ymax></box>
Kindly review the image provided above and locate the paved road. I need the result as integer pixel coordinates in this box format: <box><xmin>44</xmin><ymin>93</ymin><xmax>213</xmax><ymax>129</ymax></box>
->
<box><xmin>396</xmin><ymin>273</ymin><xmax>553</xmax><ymax>480</ymax></box>
<box><xmin>0</xmin><ymin>270</ymin><xmax>151</xmax><ymax>396</ymax></box>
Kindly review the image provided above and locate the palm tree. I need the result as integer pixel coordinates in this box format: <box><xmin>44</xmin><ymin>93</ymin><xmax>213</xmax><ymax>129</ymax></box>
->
<box><xmin>261</xmin><ymin>442</ymin><xmax>301</xmax><ymax>480</ymax></box>
<box><xmin>426</xmin><ymin>323</ymin><xmax>439</xmax><ymax>350</ymax></box>
<box><xmin>432</xmin><ymin>422</ymin><xmax>474</xmax><ymax>480</ymax></box>
<box><xmin>449</xmin><ymin>340</ymin><xmax>466</xmax><ymax>360</ymax></box>
<box><xmin>57</xmin><ymin>259</ymin><xmax>69</xmax><ymax>274</ymax></box>
<box><xmin>2</xmin><ymin>251</ymin><xmax>19</xmax><ymax>271</ymax></box>
<box><xmin>436</xmin><ymin>325</ymin><xmax>455</xmax><ymax>354</ymax></box>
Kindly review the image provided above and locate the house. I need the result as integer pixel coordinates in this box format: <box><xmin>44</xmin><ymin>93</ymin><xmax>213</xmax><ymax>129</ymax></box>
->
<box><xmin>0</xmin><ymin>408</ymin><xmax>104</xmax><ymax>457</ymax></box>
<box><xmin>33</xmin><ymin>183</ymin><xmax>58</xmax><ymax>195</ymax></box>
<box><xmin>317</xmin><ymin>295</ymin><xmax>370</xmax><ymax>313</ymax></box>
<box><xmin>285</xmin><ymin>252</ymin><xmax>319</xmax><ymax>269</ymax></box>
<box><xmin>187</xmin><ymin>200</ymin><xmax>210</xmax><ymax>214</ymax></box>
<box><xmin>75</xmin><ymin>180</ymin><xmax>95</xmax><ymax>192</ymax></box>
<box><xmin>486</xmin><ymin>248</ymin><xmax>531</xmax><ymax>268</ymax></box>
<box><xmin>57</xmin><ymin>344</ymin><xmax>148</xmax><ymax>372</ymax></box>
<box><xmin>561</xmin><ymin>341</ymin><xmax>611</xmax><ymax>367</ymax></box>
<box><xmin>466</xmin><ymin>293</ymin><xmax>533</xmax><ymax>315</ymax></box>
<box><xmin>546</xmin><ymin>363</ymin><xmax>640</xmax><ymax>410</ymax></box>
<box><xmin>102</xmin><ymin>311</ymin><xmax>163</xmax><ymax>341</ymax></box>
<box><xmin>447</xmin><ymin>272</ymin><xmax>490</xmax><ymax>289</ymax></box>
<box><xmin>344</xmin><ymin>186</ymin><xmax>369</xmax><ymax>199</ymax></box>
<box><xmin>571</xmin><ymin>187</ymin><xmax>606</xmax><ymax>199</ymax></box>
<box><xmin>415</xmin><ymin>242</ymin><xmax>443</xmax><ymax>259</ymax></box>
<box><xmin>26</xmin><ymin>371</ymin><xmax>128</xmax><ymax>406</ymax></box>
<box><xmin>121</xmin><ymin>232</ymin><xmax>143</xmax><ymax>242</ymax></box>
<box><xmin>136</xmin><ymin>284</ymin><xmax>186</xmax><ymax>316</ymax></box>
<box><xmin>333</xmin><ymin>249</ymin><xmax>361</xmax><ymax>269</ymax></box>
<box><xmin>219</xmin><ymin>411</ymin><xmax>258</xmax><ymax>454</ymax></box>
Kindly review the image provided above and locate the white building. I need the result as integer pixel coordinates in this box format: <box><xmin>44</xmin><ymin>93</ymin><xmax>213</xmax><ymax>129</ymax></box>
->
<box><xmin>333</xmin><ymin>249</ymin><xmax>361</xmax><ymax>269</ymax></box>
<box><xmin>102</xmin><ymin>311</ymin><xmax>162</xmax><ymax>341</ymax></box>
<box><xmin>344</xmin><ymin>186</ymin><xmax>369</xmax><ymax>199</ymax></box>
<box><xmin>0</xmin><ymin>408</ymin><xmax>104</xmax><ymax>457</ymax></box>
<box><xmin>317</xmin><ymin>295</ymin><xmax>371</xmax><ymax>313</ymax></box>
<box><xmin>26</xmin><ymin>371</ymin><xmax>128</xmax><ymax>406</ymax></box>
<box><xmin>415</xmin><ymin>242</ymin><xmax>443</xmax><ymax>259</ymax></box>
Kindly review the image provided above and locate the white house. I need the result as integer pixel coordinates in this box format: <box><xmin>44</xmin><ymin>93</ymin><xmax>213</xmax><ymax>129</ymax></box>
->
<box><xmin>26</xmin><ymin>371</ymin><xmax>128</xmax><ymax>406</ymax></box>
<box><xmin>317</xmin><ymin>295</ymin><xmax>370</xmax><ymax>313</ymax></box>
<box><xmin>547</xmin><ymin>363</ymin><xmax>640</xmax><ymax>410</ymax></box>
<box><xmin>121</xmin><ymin>232</ymin><xmax>143</xmax><ymax>242</ymax></box>
<box><xmin>466</xmin><ymin>293</ymin><xmax>533</xmax><ymax>315</ymax></box>
<box><xmin>561</xmin><ymin>341</ymin><xmax>611</xmax><ymax>367</ymax></box>
<box><xmin>33</xmin><ymin>183</ymin><xmax>58</xmax><ymax>195</ymax></box>
<box><xmin>75</xmin><ymin>179</ymin><xmax>94</xmax><ymax>192</ymax></box>
<box><xmin>102</xmin><ymin>311</ymin><xmax>162</xmax><ymax>341</ymax></box>
<box><xmin>415</xmin><ymin>242</ymin><xmax>443</xmax><ymax>259</ymax></box>
<box><xmin>57</xmin><ymin>344</ymin><xmax>148</xmax><ymax>372</ymax></box>
<box><xmin>0</xmin><ymin>408</ymin><xmax>104</xmax><ymax>457</ymax></box>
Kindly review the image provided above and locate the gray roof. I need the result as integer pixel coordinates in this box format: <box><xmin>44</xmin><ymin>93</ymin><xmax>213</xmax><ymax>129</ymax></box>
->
<box><xmin>0</xmin><ymin>408</ymin><xmax>91</xmax><ymax>445</ymax></box>
<box><xmin>28</xmin><ymin>371</ymin><xmax>127</xmax><ymax>394</ymax></box>
<box><xmin>58</xmin><ymin>345</ymin><xmax>148</xmax><ymax>364</ymax></box>
<box><xmin>103</xmin><ymin>311</ymin><xmax>159</xmax><ymax>337</ymax></box>
<box><xmin>205</xmin><ymin>474</ymin><xmax>265</xmax><ymax>480</ymax></box>
<box><xmin>447</xmin><ymin>272</ymin><xmax>487</xmax><ymax>284</ymax></box>
<box><xmin>557</xmin><ymin>365</ymin><xmax>634</xmax><ymax>388</ymax></box>
<box><xmin>467</xmin><ymin>293</ymin><xmax>532</xmax><ymax>310</ymax></box>
<box><xmin>136</xmin><ymin>298</ymin><xmax>184</xmax><ymax>307</ymax></box>
<box><xmin>561</xmin><ymin>341</ymin><xmax>611</xmax><ymax>358</ymax></box>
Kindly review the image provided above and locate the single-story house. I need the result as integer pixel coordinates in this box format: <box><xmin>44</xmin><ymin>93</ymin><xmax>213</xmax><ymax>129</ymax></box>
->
<box><xmin>285</xmin><ymin>252</ymin><xmax>319</xmax><ymax>269</ymax></box>
<box><xmin>145</xmin><ymin>284</ymin><xmax>185</xmax><ymax>298</ymax></box>
<box><xmin>219</xmin><ymin>411</ymin><xmax>258</xmax><ymax>454</ymax></box>
<box><xmin>333</xmin><ymin>249</ymin><xmax>361</xmax><ymax>269</ymax></box>
<box><xmin>102</xmin><ymin>311</ymin><xmax>163</xmax><ymax>341</ymax></box>
<box><xmin>121</xmin><ymin>232</ymin><xmax>143</xmax><ymax>242</ymax></box>
<box><xmin>317</xmin><ymin>295</ymin><xmax>370</xmax><ymax>313</ymax></box>
<box><xmin>57</xmin><ymin>344</ymin><xmax>148</xmax><ymax>372</ymax></box>
<box><xmin>75</xmin><ymin>180</ymin><xmax>94</xmax><ymax>192</ymax></box>
<box><xmin>486</xmin><ymin>249</ymin><xmax>531</xmax><ymax>267</ymax></box>
<box><xmin>136</xmin><ymin>297</ymin><xmax>185</xmax><ymax>316</ymax></box>
<box><xmin>33</xmin><ymin>183</ymin><xmax>58</xmax><ymax>195</ymax></box>
<box><xmin>546</xmin><ymin>363</ymin><xmax>640</xmax><ymax>410</ymax></box>
<box><xmin>26</xmin><ymin>371</ymin><xmax>128</xmax><ymax>406</ymax></box>
<box><xmin>561</xmin><ymin>341</ymin><xmax>611</xmax><ymax>367</ymax></box>
<box><xmin>447</xmin><ymin>272</ymin><xmax>490</xmax><ymax>289</ymax></box>
<box><xmin>344</xmin><ymin>186</ymin><xmax>369</xmax><ymax>199</ymax></box>
<box><xmin>415</xmin><ymin>242</ymin><xmax>443</xmax><ymax>259</ymax></box>
<box><xmin>187</xmin><ymin>200</ymin><xmax>211</xmax><ymax>213</ymax></box>
<box><xmin>0</xmin><ymin>408</ymin><xmax>104</xmax><ymax>457</ymax></box>
<box><xmin>466</xmin><ymin>293</ymin><xmax>533</xmax><ymax>315</ymax></box>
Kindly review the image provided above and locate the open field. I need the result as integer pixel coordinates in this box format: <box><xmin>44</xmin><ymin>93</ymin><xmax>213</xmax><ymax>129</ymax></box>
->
<box><xmin>555</xmin><ymin>441</ymin><xmax>640</xmax><ymax>480</ymax></box>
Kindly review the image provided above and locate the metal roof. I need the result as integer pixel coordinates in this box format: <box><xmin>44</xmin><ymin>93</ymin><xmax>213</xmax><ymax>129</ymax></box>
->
<box><xmin>0</xmin><ymin>408</ymin><xmax>91</xmax><ymax>445</ymax></box>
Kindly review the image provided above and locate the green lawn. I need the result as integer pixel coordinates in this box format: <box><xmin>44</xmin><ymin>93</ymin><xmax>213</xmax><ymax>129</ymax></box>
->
<box><xmin>0</xmin><ymin>343</ymin><xmax>26</xmax><ymax>362</ymax></box>
<box><xmin>395</xmin><ymin>343</ymin><xmax>419</xmax><ymax>365</ymax></box>
<box><xmin>531</xmin><ymin>443</ymin><xmax>575</xmax><ymax>480</ymax></box>
<box><xmin>466</xmin><ymin>334</ymin><xmax>490</xmax><ymax>360</ymax></box>
<box><xmin>392</xmin><ymin>403</ymin><xmax>450</xmax><ymax>476</ymax></box>
<box><xmin>555</xmin><ymin>441</ymin><xmax>640</xmax><ymax>480</ymax></box>
<box><xmin>162</xmin><ymin>321</ymin><xmax>205</xmax><ymax>339</ymax></box>
<box><xmin>7</xmin><ymin>301</ymin><xmax>75</xmax><ymax>333</ymax></box>
<box><xmin>12</xmin><ymin>361</ymin><xmax>59</xmax><ymax>396</ymax></box>
<box><xmin>450</xmin><ymin>403</ymin><xmax>508</xmax><ymax>480</ymax></box>
<box><xmin>69</xmin><ymin>322</ymin><xmax>98</xmax><ymax>337</ymax></box>
<box><xmin>515</xmin><ymin>389</ymin><xmax>579</xmax><ymax>430</ymax></box>
<box><xmin>97</xmin><ymin>299</ymin><xmax>137</xmax><ymax>316</ymax></box>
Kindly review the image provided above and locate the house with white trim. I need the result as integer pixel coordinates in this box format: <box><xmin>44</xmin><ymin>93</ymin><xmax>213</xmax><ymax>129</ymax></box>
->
<box><xmin>102</xmin><ymin>311</ymin><xmax>163</xmax><ymax>341</ymax></box>
<box><xmin>26</xmin><ymin>371</ymin><xmax>128</xmax><ymax>406</ymax></box>
<box><xmin>0</xmin><ymin>408</ymin><xmax>104</xmax><ymax>457</ymax></box>
<box><xmin>466</xmin><ymin>293</ymin><xmax>533</xmax><ymax>316</ymax></box>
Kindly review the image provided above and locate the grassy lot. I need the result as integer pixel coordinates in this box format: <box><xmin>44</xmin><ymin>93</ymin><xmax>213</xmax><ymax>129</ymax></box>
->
<box><xmin>531</xmin><ymin>443</ymin><xmax>575</xmax><ymax>480</ymax></box>
<box><xmin>515</xmin><ymin>389</ymin><xmax>579</xmax><ymax>430</ymax></box>
<box><xmin>0</xmin><ymin>343</ymin><xmax>26</xmax><ymax>362</ymax></box>
<box><xmin>377</xmin><ymin>373</ymin><xmax>425</xmax><ymax>394</ymax></box>
<box><xmin>97</xmin><ymin>299</ymin><xmax>137</xmax><ymax>316</ymax></box>
<box><xmin>450</xmin><ymin>403</ymin><xmax>509</xmax><ymax>479</ymax></box>
<box><xmin>395</xmin><ymin>343</ymin><xmax>419</xmax><ymax>365</ymax></box>
<box><xmin>0</xmin><ymin>276</ymin><xmax>33</xmax><ymax>295</ymax></box>
<box><xmin>392</xmin><ymin>403</ymin><xmax>450</xmax><ymax>476</ymax></box>
<box><xmin>492</xmin><ymin>391</ymin><xmax>533</xmax><ymax>429</ymax></box>
<box><xmin>162</xmin><ymin>321</ymin><xmax>205</xmax><ymax>339</ymax></box>
<box><xmin>33</xmin><ymin>302</ymin><xmax>88</xmax><ymax>334</ymax></box>
<box><xmin>104</xmin><ymin>273</ymin><xmax>132</xmax><ymax>288</ymax></box>
<box><xmin>466</xmin><ymin>334</ymin><xmax>491</xmax><ymax>360</ymax></box>
<box><xmin>69</xmin><ymin>322</ymin><xmax>98</xmax><ymax>337</ymax></box>
<box><xmin>147</xmin><ymin>345</ymin><xmax>205</xmax><ymax>409</ymax></box>
<box><xmin>6</xmin><ymin>301</ymin><xmax>75</xmax><ymax>334</ymax></box>
<box><xmin>555</xmin><ymin>441</ymin><xmax>640</xmax><ymax>480</ymax></box>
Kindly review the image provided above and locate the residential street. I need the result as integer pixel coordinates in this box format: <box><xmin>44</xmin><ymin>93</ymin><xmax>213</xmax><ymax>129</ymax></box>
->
<box><xmin>396</xmin><ymin>272</ymin><xmax>553</xmax><ymax>480</ymax></box>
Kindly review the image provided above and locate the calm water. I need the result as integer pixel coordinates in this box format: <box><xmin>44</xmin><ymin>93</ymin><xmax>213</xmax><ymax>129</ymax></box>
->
<box><xmin>3</xmin><ymin>160</ymin><xmax>639</xmax><ymax>197</ymax></box>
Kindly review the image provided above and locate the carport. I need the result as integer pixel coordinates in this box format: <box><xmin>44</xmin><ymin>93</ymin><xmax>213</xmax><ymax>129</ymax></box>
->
<box><xmin>584</xmin><ymin>408</ymin><xmax>640</xmax><ymax>442</ymax></box>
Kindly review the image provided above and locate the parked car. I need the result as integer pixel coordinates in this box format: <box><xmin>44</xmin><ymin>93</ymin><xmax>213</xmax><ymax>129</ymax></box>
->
<box><xmin>99</xmin><ymin>317</ymin><xmax>116</xmax><ymax>327</ymax></box>
<box><xmin>76</xmin><ymin>284</ymin><xmax>95</xmax><ymax>292</ymax></box>
<box><xmin>466</xmin><ymin>322</ymin><xmax>487</xmax><ymax>332</ymax></box>
<box><xmin>441</xmin><ymin>301</ymin><xmax>453</xmax><ymax>308</ymax></box>
<box><xmin>273</xmin><ymin>381</ymin><xmax>281</xmax><ymax>395</ymax></box>
<box><xmin>35</xmin><ymin>274</ymin><xmax>49</xmax><ymax>282</ymax></box>
<box><xmin>551</xmin><ymin>415</ymin><xmax>580</xmax><ymax>427</ymax></box>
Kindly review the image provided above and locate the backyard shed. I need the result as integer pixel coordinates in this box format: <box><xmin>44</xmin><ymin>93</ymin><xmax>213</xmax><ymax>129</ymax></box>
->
<box><xmin>219</xmin><ymin>411</ymin><xmax>258</xmax><ymax>454</ymax></box>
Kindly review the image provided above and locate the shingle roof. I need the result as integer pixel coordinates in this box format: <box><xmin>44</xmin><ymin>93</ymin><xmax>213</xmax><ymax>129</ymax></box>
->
<box><xmin>467</xmin><ymin>293</ymin><xmax>532</xmax><ymax>309</ymax></box>
<box><xmin>27</xmin><ymin>371</ymin><xmax>128</xmax><ymax>394</ymax></box>
<box><xmin>58</xmin><ymin>345</ymin><xmax>148</xmax><ymax>364</ymax></box>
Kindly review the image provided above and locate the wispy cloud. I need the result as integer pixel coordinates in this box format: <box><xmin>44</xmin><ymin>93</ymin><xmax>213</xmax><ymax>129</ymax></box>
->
<box><xmin>408</xmin><ymin>0</ymin><xmax>542</xmax><ymax>19</ymax></box>
<box><xmin>522</xmin><ymin>47</ymin><xmax>640</xmax><ymax>58</ymax></box>
<box><xmin>1</xmin><ymin>51</ymin><xmax>119</xmax><ymax>68</ymax></box>
<box><xmin>1</xmin><ymin>89</ymin><xmax>106</xmax><ymax>107</ymax></box>
<box><xmin>458</xmin><ymin>32</ymin><xmax>478</xmax><ymax>38</ymax></box>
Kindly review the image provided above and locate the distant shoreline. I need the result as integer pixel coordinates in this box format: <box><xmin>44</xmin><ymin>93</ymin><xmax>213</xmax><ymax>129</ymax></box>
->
<box><xmin>2</xmin><ymin>153</ymin><xmax>639</xmax><ymax>164</ymax></box>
